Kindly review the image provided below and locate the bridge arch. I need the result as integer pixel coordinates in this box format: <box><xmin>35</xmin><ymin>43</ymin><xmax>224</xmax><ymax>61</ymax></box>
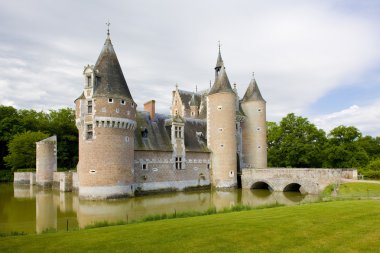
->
<box><xmin>251</xmin><ymin>181</ymin><xmax>273</xmax><ymax>191</ymax></box>
<box><xmin>283</xmin><ymin>183</ymin><xmax>301</xmax><ymax>192</ymax></box>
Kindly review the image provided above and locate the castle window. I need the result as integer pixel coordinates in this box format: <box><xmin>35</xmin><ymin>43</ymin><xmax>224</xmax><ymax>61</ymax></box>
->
<box><xmin>220</xmin><ymin>144</ymin><xmax>224</xmax><ymax>148</ymax></box>
<box><xmin>121</xmin><ymin>99</ymin><xmax>126</xmax><ymax>105</ymax></box>
<box><xmin>142</xmin><ymin>163</ymin><xmax>147</xmax><ymax>170</ymax></box>
<box><xmin>131</xmin><ymin>102</ymin><xmax>135</xmax><ymax>107</ymax></box>
<box><xmin>258</xmin><ymin>108</ymin><xmax>262</xmax><ymax>112</ymax></box>
<box><xmin>207</xmin><ymin>164</ymin><xmax>210</xmax><ymax>169</ymax></box>
<box><xmin>175</xmin><ymin>126</ymin><xmax>183</xmax><ymax>138</ymax></box>
<box><xmin>95</xmin><ymin>76</ymin><xmax>100</xmax><ymax>86</ymax></box>
<box><xmin>258</xmin><ymin>146</ymin><xmax>261</xmax><ymax>149</ymax></box>
<box><xmin>86</xmin><ymin>76</ymin><xmax>91</xmax><ymax>87</ymax></box>
<box><xmin>217</xmin><ymin>106</ymin><xmax>222</xmax><ymax>110</ymax></box>
<box><xmin>175</xmin><ymin>157</ymin><xmax>183</xmax><ymax>170</ymax></box>
<box><xmin>116</xmin><ymin>108</ymin><xmax>120</xmax><ymax>113</ymax></box>
<box><xmin>86</xmin><ymin>124</ymin><xmax>93</xmax><ymax>140</ymax></box>
<box><xmin>87</xmin><ymin>100</ymin><xmax>92</xmax><ymax>114</ymax></box>
<box><xmin>256</xmin><ymin>127</ymin><xmax>261</xmax><ymax>131</ymax></box>
<box><xmin>218</xmin><ymin>128</ymin><xmax>223</xmax><ymax>132</ymax></box>
<box><xmin>175</xmin><ymin>110</ymin><xmax>178</xmax><ymax>116</ymax></box>
<box><xmin>108</xmin><ymin>98</ymin><xmax>113</xmax><ymax>103</ymax></box>
<box><xmin>191</xmin><ymin>112</ymin><xmax>194</xmax><ymax>116</ymax></box>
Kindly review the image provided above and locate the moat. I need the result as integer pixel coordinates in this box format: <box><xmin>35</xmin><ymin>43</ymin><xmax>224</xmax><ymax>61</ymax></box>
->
<box><xmin>0</xmin><ymin>183</ymin><xmax>320</xmax><ymax>234</ymax></box>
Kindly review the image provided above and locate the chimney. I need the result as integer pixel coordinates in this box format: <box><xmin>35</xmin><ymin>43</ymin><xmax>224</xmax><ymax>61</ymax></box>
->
<box><xmin>144</xmin><ymin>100</ymin><xmax>156</xmax><ymax>121</ymax></box>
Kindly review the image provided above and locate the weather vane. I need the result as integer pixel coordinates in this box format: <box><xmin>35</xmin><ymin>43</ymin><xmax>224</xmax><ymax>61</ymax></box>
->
<box><xmin>106</xmin><ymin>20</ymin><xmax>111</xmax><ymax>36</ymax></box>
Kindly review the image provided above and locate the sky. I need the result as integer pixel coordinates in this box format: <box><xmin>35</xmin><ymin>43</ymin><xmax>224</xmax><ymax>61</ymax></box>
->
<box><xmin>0</xmin><ymin>0</ymin><xmax>380</xmax><ymax>136</ymax></box>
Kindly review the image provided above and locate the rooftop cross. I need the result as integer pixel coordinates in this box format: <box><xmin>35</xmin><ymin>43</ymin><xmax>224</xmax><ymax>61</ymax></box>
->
<box><xmin>106</xmin><ymin>20</ymin><xmax>111</xmax><ymax>36</ymax></box>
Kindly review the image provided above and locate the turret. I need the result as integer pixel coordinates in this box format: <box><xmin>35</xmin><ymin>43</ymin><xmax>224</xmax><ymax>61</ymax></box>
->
<box><xmin>241</xmin><ymin>74</ymin><xmax>267</xmax><ymax>168</ymax></box>
<box><xmin>189</xmin><ymin>93</ymin><xmax>199</xmax><ymax>118</ymax></box>
<box><xmin>75</xmin><ymin>31</ymin><xmax>136</xmax><ymax>199</ymax></box>
<box><xmin>207</xmin><ymin>48</ymin><xmax>237</xmax><ymax>188</ymax></box>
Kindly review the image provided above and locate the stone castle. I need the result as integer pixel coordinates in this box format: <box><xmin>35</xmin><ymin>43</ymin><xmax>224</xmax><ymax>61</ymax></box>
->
<box><xmin>14</xmin><ymin>32</ymin><xmax>358</xmax><ymax>199</ymax></box>
<box><xmin>72</xmin><ymin>32</ymin><xmax>267</xmax><ymax>199</ymax></box>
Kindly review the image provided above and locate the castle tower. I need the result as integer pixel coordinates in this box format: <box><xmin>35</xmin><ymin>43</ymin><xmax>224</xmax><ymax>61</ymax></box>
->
<box><xmin>189</xmin><ymin>93</ymin><xmax>199</xmax><ymax>118</ymax></box>
<box><xmin>207</xmin><ymin>50</ymin><xmax>237</xmax><ymax>188</ymax></box>
<box><xmin>75</xmin><ymin>31</ymin><xmax>136</xmax><ymax>199</ymax></box>
<box><xmin>36</xmin><ymin>136</ymin><xmax>57</xmax><ymax>187</ymax></box>
<box><xmin>241</xmin><ymin>74</ymin><xmax>267</xmax><ymax>168</ymax></box>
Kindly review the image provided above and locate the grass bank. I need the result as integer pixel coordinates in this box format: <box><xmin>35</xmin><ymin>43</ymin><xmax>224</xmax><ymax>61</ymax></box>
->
<box><xmin>323</xmin><ymin>182</ymin><xmax>380</xmax><ymax>198</ymax></box>
<box><xmin>1</xmin><ymin>200</ymin><xmax>379</xmax><ymax>253</ymax></box>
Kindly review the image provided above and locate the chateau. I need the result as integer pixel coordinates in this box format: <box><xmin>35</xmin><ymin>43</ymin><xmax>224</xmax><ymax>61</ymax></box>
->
<box><xmin>14</xmin><ymin>32</ymin><xmax>358</xmax><ymax>199</ymax></box>
<box><xmin>74</xmin><ymin>32</ymin><xmax>267</xmax><ymax>199</ymax></box>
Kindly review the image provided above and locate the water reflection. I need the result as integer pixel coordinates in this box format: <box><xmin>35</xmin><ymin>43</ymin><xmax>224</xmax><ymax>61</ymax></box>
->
<box><xmin>1</xmin><ymin>184</ymin><xmax>320</xmax><ymax>234</ymax></box>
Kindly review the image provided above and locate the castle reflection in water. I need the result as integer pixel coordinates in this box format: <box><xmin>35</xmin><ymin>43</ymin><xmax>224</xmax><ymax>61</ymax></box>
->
<box><xmin>7</xmin><ymin>184</ymin><xmax>320</xmax><ymax>234</ymax></box>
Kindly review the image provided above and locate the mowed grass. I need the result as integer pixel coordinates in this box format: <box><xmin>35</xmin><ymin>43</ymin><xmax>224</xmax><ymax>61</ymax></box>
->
<box><xmin>1</xmin><ymin>200</ymin><xmax>380</xmax><ymax>253</ymax></box>
<box><xmin>323</xmin><ymin>182</ymin><xmax>380</xmax><ymax>198</ymax></box>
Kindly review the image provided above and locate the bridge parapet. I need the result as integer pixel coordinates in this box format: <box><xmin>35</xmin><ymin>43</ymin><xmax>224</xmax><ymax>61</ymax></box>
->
<box><xmin>241</xmin><ymin>168</ymin><xmax>356</xmax><ymax>194</ymax></box>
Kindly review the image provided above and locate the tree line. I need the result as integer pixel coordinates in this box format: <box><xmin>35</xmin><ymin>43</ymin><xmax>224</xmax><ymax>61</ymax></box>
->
<box><xmin>0</xmin><ymin>105</ymin><xmax>78</xmax><ymax>171</ymax></box>
<box><xmin>268</xmin><ymin>113</ymin><xmax>380</xmax><ymax>178</ymax></box>
<box><xmin>0</xmin><ymin>105</ymin><xmax>379</xmax><ymax>179</ymax></box>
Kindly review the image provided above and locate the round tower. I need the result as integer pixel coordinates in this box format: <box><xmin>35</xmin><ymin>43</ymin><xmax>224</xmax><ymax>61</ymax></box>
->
<box><xmin>75</xmin><ymin>32</ymin><xmax>136</xmax><ymax>199</ymax></box>
<box><xmin>36</xmin><ymin>136</ymin><xmax>57</xmax><ymax>187</ymax></box>
<box><xmin>241</xmin><ymin>74</ymin><xmax>267</xmax><ymax>168</ymax></box>
<box><xmin>207</xmin><ymin>52</ymin><xmax>237</xmax><ymax>188</ymax></box>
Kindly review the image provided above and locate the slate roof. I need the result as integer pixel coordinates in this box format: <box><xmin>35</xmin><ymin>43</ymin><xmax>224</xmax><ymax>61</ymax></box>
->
<box><xmin>134</xmin><ymin>111</ymin><xmax>209</xmax><ymax>152</ymax></box>
<box><xmin>208</xmin><ymin>65</ymin><xmax>234</xmax><ymax>95</ymax></box>
<box><xmin>93</xmin><ymin>36</ymin><xmax>133</xmax><ymax>100</ymax></box>
<box><xmin>241</xmin><ymin>78</ymin><xmax>266</xmax><ymax>103</ymax></box>
<box><xmin>215</xmin><ymin>48</ymin><xmax>223</xmax><ymax>70</ymax></box>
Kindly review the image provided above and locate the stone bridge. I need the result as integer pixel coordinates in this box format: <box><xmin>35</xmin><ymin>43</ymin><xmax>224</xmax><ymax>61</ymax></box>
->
<box><xmin>241</xmin><ymin>168</ymin><xmax>357</xmax><ymax>194</ymax></box>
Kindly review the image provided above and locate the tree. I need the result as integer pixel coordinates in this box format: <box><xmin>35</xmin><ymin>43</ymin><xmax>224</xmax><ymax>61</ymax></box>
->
<box><xmin>0</xmin><ymin>106</ymin><xmax>24</xmax><ymax>170</ymax></box>
<box><xmin>267</xmin><ymin>113</ymin><xmax>327</xmax><ymax>168</ymax></box>
<box><xmin>3</xmin><ymin>131</ymin><xmax>48</xmax><ymax>170</ymax></box>
<box><xmin>358</xmin><ymin>136</ymin><xmax>380</xmax><ymax>160</ymax></box>
<box><xmin>323</xmin><ymin>126</ymin><xmax>369</xmax><ymax>168</ymax></box>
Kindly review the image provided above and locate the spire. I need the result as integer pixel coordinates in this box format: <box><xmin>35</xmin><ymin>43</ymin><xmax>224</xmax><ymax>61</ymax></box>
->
<box><xmin>215</xmin><ymin>41</ymin><xmax>224</xmax><ymax>71</ymax></box>
<box><xmin>241</xmin><ymin>74</ymin><xmax>266</xmax><ymax>103</ymax></box>
<box><xmin>208</xmin><ymin>64</ymin><xmax>234</xmax><ymax>95</ymax></box>
<box><xmin>189</xmin><ymin>92</ymin><xmax>198</xmax><ymax>107</ymax></box>
<box><xmin>93</xmin><ymin>32</ymin><xmax>133</xmax><ymax>100</ymax></box>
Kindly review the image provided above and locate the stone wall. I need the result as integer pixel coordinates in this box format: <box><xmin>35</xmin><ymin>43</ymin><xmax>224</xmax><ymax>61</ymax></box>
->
<box><xmin>134</xmin><ymin>151</ymin><xmax>210</xmax><ymax>193</ymax></box>
<box><xmin>241</xmin><ymin>168</ymin><xmax>353</xmax><ymax>194</ymax></box>
<box><xmin>36</xmin><ymin>136</ymin><xmax>57</xmax><ymax>187</ymax></box>
<box><xmin>14</xmin><ymin>172</ymin><xmax>35</xmax><ymax>185</ymax></box>
<box><xmin>53</xmin><ymin>172</ymin><xmax>74</xmax><ymax>192</ymax></box>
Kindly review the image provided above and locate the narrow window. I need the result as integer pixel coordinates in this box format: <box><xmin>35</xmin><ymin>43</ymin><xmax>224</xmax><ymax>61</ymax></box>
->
<box><xmin>256</xmin><ymin>127</ymin><xmax>261</xmax><ymax>131</ymax></box>
<box><xmin>258</xmin><ymin>108</ymin><xmax>262</xmax><ymax>112</ymax></box>
<box><xmin>142</xmin><ymin>163</ymin><xmax>147</xmax><ymax>170</ymax></box>
<box><xmin>131</xmin><ymin>102</ymin><xmax>134</xmax><ymax>107</ymax></box>
<box><xmin>175</xmin><ymin>110</ymin><xmax>178</xmax><ymax>116</ymax></box>
<box><xmin>87</xmin><ymin>76</ymin><xmax>91</xmax><ymax>87</ymax></box>
<box><xmin>121</xmin><ymin>99</ymin><xmax>126</xmax><ymax>105</ymax></box>
<box><xmin>108</xmin><ymin>98</ymin><xmax>113</xmax><ymax>103</ymax></box>
<box><xmin>95</xmin><ymin>76</ymin><xmax>100</xmax><ymax>86</ymax></box>
<box><xmin>86</xmin><ymin>124</ymin><xmax>93</xmax><ymax>140</ymax></box>
<box><xmin>175</xmin><ymin>157</ymin><xmax>182</xmax><ymax>170</ymax></box>
<box><xmin>175</xmin><ymin>126</ymin><xmax>182</xmax><ymax>138</ymax></box>
<box><xmin>217</xmin><ymin>106</ymin><xmax>222</xmax><ymax>110</ymax></box>
<box><xmin>87</xmin><ymin>100</ymin><xmax>92</xmax><ymax>114</ymax></box>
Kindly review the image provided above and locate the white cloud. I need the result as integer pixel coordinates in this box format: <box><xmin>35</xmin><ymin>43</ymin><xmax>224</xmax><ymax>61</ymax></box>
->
<box><xmin>313</xmin><ymin>101</ymin><xmax>380</xmax><ymax>136</ymax></box>
<box><xmin>0</xmin><ymin>0</ymin><xmax>379</xmax><ymax>134</ymax></box>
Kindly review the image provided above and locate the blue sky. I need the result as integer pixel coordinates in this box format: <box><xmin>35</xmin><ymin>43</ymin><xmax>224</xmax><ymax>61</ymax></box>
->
<box><xmin>0</xmin><ymin>0</ymin><xmax>380</xmax><ymax>136</ymax></box>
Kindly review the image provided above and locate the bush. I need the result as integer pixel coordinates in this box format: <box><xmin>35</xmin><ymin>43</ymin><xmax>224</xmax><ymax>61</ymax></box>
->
<box><xmin>0</xmin><ymin>170</ymin><xmax>13</xmax><ymax>182</ymax></box>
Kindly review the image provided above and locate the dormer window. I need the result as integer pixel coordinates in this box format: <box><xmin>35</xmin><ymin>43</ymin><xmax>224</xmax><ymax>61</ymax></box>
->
<box><xmin>121</xmin><ymin>100</ymin><xmax>126</xmax><ymax>105</ymax></box>
<box><xmin>86</xmin><ymin>76</ymin><xmax>91</xmax><ymax>87</ymax></box>
<box><xmin>108</xmin><ymin>98</ymin><xmax>113</xmax><ymax>103</ymax></box>
<box><xmin>175</xmin><ymin>126</ymin><xmax>183</xmax><ymax>138</ymax></box>
<box><xmin>87</xmin><ymin>100</ymin><xmax>92</xmax><ymax>114</ymax></box>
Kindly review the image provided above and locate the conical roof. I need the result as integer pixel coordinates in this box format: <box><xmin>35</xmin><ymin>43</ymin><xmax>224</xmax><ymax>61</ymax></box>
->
<box><xmin>215</xmin><ymin>48</ymin><xmax>223</xmax><ymax>70</ymax></box>
<box><xmin>241</xmin><ymin>77</ymin><xmax>266</xmax><ymax>103</ymax></box>
<box><xmin>93</xmin><ymin>36</ymin><xmax>133</xmax><ymax>100</ymax></box>
<box><xmin>189</xmin><ymin>93</ymin><xmax>198</xmax><ymax>106</ymax></box>
<box><xmin>208</xmin><ymin>65</ymin><xmax>234</xmax><ymax>95</ymax></box>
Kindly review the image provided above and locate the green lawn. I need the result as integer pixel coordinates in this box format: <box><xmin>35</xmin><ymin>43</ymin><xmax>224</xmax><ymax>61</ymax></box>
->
<box><xmin>323</xmin><ymin>182</ymin><xmax>380</xmax><ymax>198</ymax></box>
<box><xmin>1</xmin><ymin>200</ymin><xmax>380</xmax><ymax>253</ymax></box>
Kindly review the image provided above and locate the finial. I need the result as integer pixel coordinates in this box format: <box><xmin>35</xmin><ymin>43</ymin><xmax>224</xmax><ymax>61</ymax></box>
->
<box><xmin>252</xmin><ymin>72</ymin><xmax>255</xmax><ymax>79</ymax></box>
<box><xmin>209</xmin><ymin>80</ymin><xmax>211</xmax><ymax>88</ymax></box>
<box><xmin>195</xmin><ymin>85</ymin><xmax>198</xmax><ymax>93</ymax></box>
<box><xmin>218</xmin><ymin>40</ymin><xmax>221</xmax><ymax>52</ymax></box>
<box><xmin>106</xmin><ymin>20</ymin><xmax>111</xmax><ymax>36</ymax></box>
<box><xmin>175</xmin><ymin>83</ymin><xmax>178</xmax><ymax>89</ymax></box>
<box><xmin>234</xmin><ymin>83</ymin><xmax>237</xmax><ymax>89</ymax></box>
